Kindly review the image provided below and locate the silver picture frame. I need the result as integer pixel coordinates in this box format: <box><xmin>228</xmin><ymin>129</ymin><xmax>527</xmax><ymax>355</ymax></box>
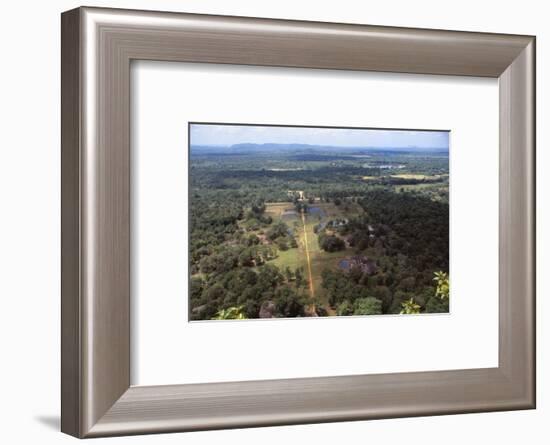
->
<box><xmin>61</xmin><ymin>6</ymin><xmax>535</xmax><ymax>438</ymax></box>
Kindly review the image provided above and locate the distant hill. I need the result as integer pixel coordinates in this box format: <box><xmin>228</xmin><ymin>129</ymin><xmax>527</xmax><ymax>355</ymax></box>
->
<box><xmin>190</xmin><ymin>142</ymin><xmax>449</xmax><ymax>155</ymax></box>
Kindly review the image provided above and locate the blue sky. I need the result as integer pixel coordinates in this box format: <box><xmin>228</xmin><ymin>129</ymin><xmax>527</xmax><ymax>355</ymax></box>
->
<box><xmin>190</xmin><ymin>124</ymin><xmax>449</xmax><ymax>149</ymax></box>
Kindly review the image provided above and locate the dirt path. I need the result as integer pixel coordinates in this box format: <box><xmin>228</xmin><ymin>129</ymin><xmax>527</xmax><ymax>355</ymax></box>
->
<box><xmin>300</xmin><ymin>209</ymin><xmax>315</xmax><ymax>300</ymax></box>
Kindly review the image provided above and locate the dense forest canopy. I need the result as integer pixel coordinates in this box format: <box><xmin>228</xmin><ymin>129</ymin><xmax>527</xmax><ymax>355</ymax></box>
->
<box><xmin>189</xmin><ymin>142</ymin><xmax>449</xmax><ymax>320</ymax></box>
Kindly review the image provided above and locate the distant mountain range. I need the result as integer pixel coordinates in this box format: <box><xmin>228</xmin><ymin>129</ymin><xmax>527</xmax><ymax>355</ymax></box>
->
<box><xmin>190</xmin><ymin>142</ymin><xmax>449</xmax><ymax>155</ymax></box>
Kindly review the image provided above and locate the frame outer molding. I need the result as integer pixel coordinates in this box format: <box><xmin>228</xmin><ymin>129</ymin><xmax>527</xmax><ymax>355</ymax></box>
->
<box><xmin>61</xmin><ymin>7</ymin><xmax>535</xmax><ymax>438</ymax></box>
<box><xmin>498</xmin><ymin>40</ymin><xmax>536</xmax><ymax>397</ymax></box>
<box><xmin>61</xmin><ymin>8</ymin><xmax>82</xmax><ymax>437</ymax></box>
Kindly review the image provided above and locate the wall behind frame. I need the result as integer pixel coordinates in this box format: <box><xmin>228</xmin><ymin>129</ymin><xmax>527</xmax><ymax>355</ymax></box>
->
<box><xmin>0</xmin><ymin>1</ymin><xmax>544</xmax><ymax>444</ymax></box>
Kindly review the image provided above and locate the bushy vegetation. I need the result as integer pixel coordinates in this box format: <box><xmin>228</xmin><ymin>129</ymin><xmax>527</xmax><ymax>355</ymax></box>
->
<box><xmin>318</xmin><ymin>233</ymin><xmax>346</xmax><ymax>252</ymax></box>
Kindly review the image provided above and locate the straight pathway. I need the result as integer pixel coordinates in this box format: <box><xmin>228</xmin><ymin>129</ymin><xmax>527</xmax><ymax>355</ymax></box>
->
<box><xmin>300</xmin><ymin>208</ymin><xmax>315</xmax><ymax>299</ymax></box>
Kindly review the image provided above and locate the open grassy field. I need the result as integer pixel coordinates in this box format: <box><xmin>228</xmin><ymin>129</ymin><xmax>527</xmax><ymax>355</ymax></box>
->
<box><xmin>361</xmin><ymin>173</ymin><xmax>448</xmax><ymax>184</ymax></box>
<box><xmin>396</xmin><ymin>182</ymin><xmax>449</xmax><ymax>202</ymax></box>
<box><xmin>398</xmin><ymin>182</ymin><xmax>447</xmax><ymax>190</ymax></box>
<box><xmin>361</xmin><ymin>175</ymin><xmax>379</xmax><ymax>181</ymax></box>
<box><xmin>390</xmin><ymin>173</ymin><xmax>442</xmax><ymax>180</ymax></box>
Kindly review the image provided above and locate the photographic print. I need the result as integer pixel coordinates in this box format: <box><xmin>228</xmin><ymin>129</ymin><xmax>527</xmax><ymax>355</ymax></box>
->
<box><xmin>189</xmin><ymin>123</ymin><xmax>449</xmax><ymax>321</ymax></box>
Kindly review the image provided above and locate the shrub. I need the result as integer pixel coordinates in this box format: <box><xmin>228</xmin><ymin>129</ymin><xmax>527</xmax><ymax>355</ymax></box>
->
<box><xmin>353</xmin><ymin>297</ymin><xmax>382</xmax><ymax>315</ymax></box>
<box><xmin>319</xmin><ymin>234</ymin><xmax>345</xmax><ymax>252</ymax></box>
<box><xmin>336</xmin><ymin>301</ymin><xmax>353</xmax><ymax>316</ymax></box>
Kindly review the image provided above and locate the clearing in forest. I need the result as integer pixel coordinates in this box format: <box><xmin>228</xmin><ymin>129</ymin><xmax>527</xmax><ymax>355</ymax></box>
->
<box><xmin>266</xmin><ymin>201</ymin><xmax>358</xmax><ymax>306</ymax></box>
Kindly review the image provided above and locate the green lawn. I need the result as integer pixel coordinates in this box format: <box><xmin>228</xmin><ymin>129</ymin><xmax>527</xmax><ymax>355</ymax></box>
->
<box><xmin>271</xmin><ymin>245</ymin><xmax>304</xmax><ymax>271</ymax></box>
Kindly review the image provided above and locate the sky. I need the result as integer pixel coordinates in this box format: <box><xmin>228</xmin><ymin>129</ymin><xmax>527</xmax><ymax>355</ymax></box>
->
<box><xmin>190</xmin><ymin>124</ymin><xmax>449</xmax><ymax>149</ymax></box>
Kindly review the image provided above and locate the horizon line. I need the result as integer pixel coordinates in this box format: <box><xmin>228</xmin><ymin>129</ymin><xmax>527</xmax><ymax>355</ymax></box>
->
<box><xmin>190</xmin><ymin>142</ymin><xmax>449</xmax><ymax>150</ymax></box>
